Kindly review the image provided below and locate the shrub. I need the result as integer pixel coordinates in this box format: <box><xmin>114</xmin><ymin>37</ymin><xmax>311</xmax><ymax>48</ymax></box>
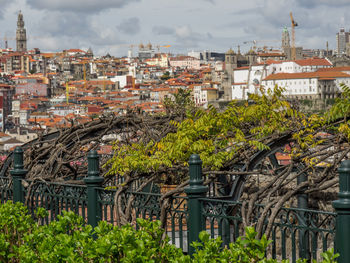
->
<box><xmin>0</xmin><ymin>202</ymin><xmax>339</xmax><ymax>262</ymax></box>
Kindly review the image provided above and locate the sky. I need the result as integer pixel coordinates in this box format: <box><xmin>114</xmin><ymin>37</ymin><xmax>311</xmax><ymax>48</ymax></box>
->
<box><xmin>0</xmin><ymin>0</ymin><xmax>349</xmax><ymax>57</ymax></box>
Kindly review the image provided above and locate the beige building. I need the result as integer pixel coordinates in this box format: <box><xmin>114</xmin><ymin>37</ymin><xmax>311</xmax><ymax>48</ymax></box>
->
<box><xmin>144</xmin><ymin>54</ymin><xmax>169</xmax><ymax>67</ymax></box>
<box><xmin>191</xmin><ymin>84</ymin><xmax>218</xmax><ymax>108</ymax></box>
<box><xmin>1</xmin><ymin>53</ymin><xmax>30</xmax><ymax>73</ymax></box>
<box><xmin>169</xmin><ymin>56</ymin><xmax>200</xmax><ymax>70</ymax></box>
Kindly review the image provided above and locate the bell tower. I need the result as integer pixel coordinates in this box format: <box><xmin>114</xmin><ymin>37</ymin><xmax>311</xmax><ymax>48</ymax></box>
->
<box><xmin>222</xmin><ymin>48</ymin><xmax>237</xmax><ymax>101</ymax></box>
<box><xmin>16</xmin><ymin>11</ymin><xmax>27</xmax><ymax>52</ymax></box>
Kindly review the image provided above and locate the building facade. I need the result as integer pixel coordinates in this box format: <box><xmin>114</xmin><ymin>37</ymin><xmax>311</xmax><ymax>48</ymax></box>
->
<box><xmin>262</xmin><ymin>71</ymin><xmax>350</xmax><ymax>100</ymax></box>
<box><xmin>336</xmin><ymin>28</ymin><xmax>350</xmax><ymax>55</ymax></box>
<box><xmin>169</xmin><ymin>56</ymin><xmax>201</xmax><ymax>70</ymax></box>
<box><xmin>282</xmin><ymin>26</ymin><xmax>290</xmax><ymax>50</ymax></box>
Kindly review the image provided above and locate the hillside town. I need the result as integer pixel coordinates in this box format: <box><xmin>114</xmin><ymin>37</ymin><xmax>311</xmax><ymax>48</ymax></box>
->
<box><xmin>0</xmin><ymin>11</ymin><xmax>350</xmax><ymax>152</ymax></box>
<box><xmin>3</xmin><ymin>2</ymin><xmax>350</xmax><ymax>262</ymax></box>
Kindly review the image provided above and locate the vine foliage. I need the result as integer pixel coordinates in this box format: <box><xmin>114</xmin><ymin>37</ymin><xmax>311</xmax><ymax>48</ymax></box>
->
<box><xmin>8</xmin><ymin>85</ymin><xmax>350</xmax><ymax>238</ymax></box>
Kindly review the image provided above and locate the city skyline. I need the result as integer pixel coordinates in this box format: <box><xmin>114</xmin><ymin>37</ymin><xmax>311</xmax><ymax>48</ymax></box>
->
<box><xmin>0</xmin><ymin>0</ymin><xmax>350</xmax><ymax>56</ymax></box>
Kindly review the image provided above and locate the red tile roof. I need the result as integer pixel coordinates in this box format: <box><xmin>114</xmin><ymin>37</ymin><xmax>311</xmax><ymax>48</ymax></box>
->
<box><xmin>235</xmin><ymin>66</ymin><xmax>250</xmax><ymax>70</ymax></box>
<box><xmin>264</xmin><ymin>71</ymin><xmax>350</xmax><ymax>80</ymax></box>
<box><xmin>294</xmin><ymin>58</ymin><xmax>332</xmax><ymax>66</ymax></box>
<box><xmin>317</xmin><ymin>66</ymin><xmax>350</xmax><ymax>72</ymax></box>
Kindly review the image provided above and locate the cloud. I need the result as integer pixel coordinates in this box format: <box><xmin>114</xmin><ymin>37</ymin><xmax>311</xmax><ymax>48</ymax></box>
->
<box><xmin>38</xmin><ymin>12</ymin><xmax>94</xmax><ymax>38</ymax></box>
<box><xmin>296</xmin><ymin>0</ymin><xmax>350</xmax><ymax>8</ymax></box>
<box><xmin>0</xmin><ymin>0</ymin><xmax>13</xmax><ymax>19</ymax></box>
<box><xmin>117</xmin><ymin>17</ymin><xmax>140</xmax><ymax>35</ymax></box>
<box><xmin>173</xmin><ymin>25</ymin><xmax>205</xmax><ymax>49</ymax></box>
<box><xmin>152</xmin><ymin>26</ymin><xmax>174</xmax><ymax>35</ymax></box>
<box><xmin>5</xmin><ymin>0</ymin><xmax>346</xmax><ymax>56</ymax></box>
<box><xmin>202</xmin><ymin>0</ymin><xmax>215</xmax><ymax>4</ymax></box>
<box><xmin>27</xmin><ymin>0</ymin><xmax>140</xmax><ymax>14</ymax></box>
<box><xmin>175</xmin><ymin>25</ymin><xmax>193</xmax><ymax>39</ymax></box>
<box><xmin>30</xmin><ymin>10</ymin><xmax>123</xmax><ymax>53</ymax></box>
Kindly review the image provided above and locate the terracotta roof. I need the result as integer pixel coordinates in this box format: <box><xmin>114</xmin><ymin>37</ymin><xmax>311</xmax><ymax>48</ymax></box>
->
<box><xmin>317</xmin><ymin>66</ymin><xmax>350</xmax><ymax>72</ymax></box>
<box><xmin>152</xmin><ymin>87</ymin><xmax>172</xmax><ymax>92</ymax></box>
<box><xmin>264</xmin><ymin>59</ymin><xmax>283</xmax><ymax>65</ymax></box>
<box><xmin>294</xmin><ymin>58</ymin><xmax>332</xmax><ymax>66</ymax></box>
<box><xmin>235</xmin><ymin>66</ymin><xmax>250</xmax><ymax>70</ymax></box>
<box><xmin>264</xmin><ymin>71</ymin><xmax>350</xmax><ymax>81</ymax></box>
<box><xmin>0</xmin><ymin>132</ymin><xmax>10</xmax><ymax>137</ymax></box>
<box><xmin>66</xmin><ymin>49</ymin><xmax>86</xmax><ymax>53</ymax></box>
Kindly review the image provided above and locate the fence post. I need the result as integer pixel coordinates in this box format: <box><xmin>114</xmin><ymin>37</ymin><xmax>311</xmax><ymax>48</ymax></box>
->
<box><xmin>297</xmin><ymin>173</ymin><xmax>310</xmax><ymax>260</ymax></box>
<box><xmin>84</xmin><ymin>150</ymin><xmax>104</xmax><ymax>228</ymax></box>
<box><xmin>333</xmin><ymin>160</ymin><xmax>350</xmax><ymax>263</ymax></box>
<box><xmin>184</xmin><ymin>154</ymin><xmax>208</xmax><ymax>256</ymax></box>
<box><xmin>10</xmin><ymin>147</ymin><xmax>27</xmax><ymax>203</ymax></box>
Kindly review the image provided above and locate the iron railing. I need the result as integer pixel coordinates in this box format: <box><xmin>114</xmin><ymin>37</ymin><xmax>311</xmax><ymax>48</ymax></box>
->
<box><xmin>2</xmin><ymin>147</ymin><xmax>348</xmax><ymax>262</ymax></box>
<box><xmin>200</xmin><ymin>198</ymin><xmax>336</xmax><ymax>262</ymax></box>
<box><xmin>0</xmin><ymin>176</ymin><xmax>12</xmax><ymax>203</ymax></box>
<box><xmin>25</xmin><ymin>181</ymin><xmax>88</xmax><ymax>224</ymax></box>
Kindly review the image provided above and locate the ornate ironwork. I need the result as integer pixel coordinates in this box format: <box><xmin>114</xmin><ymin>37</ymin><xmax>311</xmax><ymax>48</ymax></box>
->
<box><xmin>200</xmin><ymin>198</ymin><xmax>335</xmax><ymax>262</ymax></box>
<box><xmin>0</xmin><ymin>176</ymin><xmax>12</xmax><ymax>203</ymax></box>
<box><xmin>24</xmin><ymin>181</ymin><xmax>87</xmax><ymax>224</ymax></box>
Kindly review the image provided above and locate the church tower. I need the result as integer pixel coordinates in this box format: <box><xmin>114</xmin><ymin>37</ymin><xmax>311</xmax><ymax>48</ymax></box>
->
<box><xmin>281</xmin><ymin>26</ymin><xmax>290</xmax><ymax>49</ymax></box>
<box><xmin>16</xmin><ymin>11</ymin><xmax>27</xmax><ymax>52</ymax></box>
<box><xmin>222</xmin><ymin>48</ymin><xmax>237</xmax><ymax>101</ymax></box>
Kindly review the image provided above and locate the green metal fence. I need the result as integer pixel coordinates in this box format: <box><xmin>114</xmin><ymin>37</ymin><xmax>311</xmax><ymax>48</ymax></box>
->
<box><xmin>0</xmin><ymin>176</ymin><xmax>12</xmax><ymax>203</ymax></box>
<box><xmin>2</xmin><ymin>147</ymin><xmax>349</xmax><ymax>262</ymax></box>
<box><xmin>200</xmin><ymin>198</ymin><xmax>336</xmax><ymax>262</ymax></box>
<box><xmin>25</xmin><ymin>181</ymin><xmax>88</xmax><ymax>224</ymax></box>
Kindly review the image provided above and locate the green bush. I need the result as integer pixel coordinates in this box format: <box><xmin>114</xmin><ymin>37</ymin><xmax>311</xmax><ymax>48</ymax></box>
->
<box><xmin>0</xmin><ymin>202</ymin><xmax>339</xmax><ymax>262</ymax></box>
<box><xmin>192</xmin><ymin>228</ymin><xmax>338</xmax><ymax>263</ymax></box>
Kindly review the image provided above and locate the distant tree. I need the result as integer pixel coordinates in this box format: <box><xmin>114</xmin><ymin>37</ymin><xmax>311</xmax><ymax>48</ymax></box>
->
<box><xmin>160</xmin><ymin>71</ymin><xmax>171</xmax><ymax>80</ymax></box>
<box><xmin>163</xmin><ymin>88</ymin><xmax>196</xmax><ymax>119</ymax></box>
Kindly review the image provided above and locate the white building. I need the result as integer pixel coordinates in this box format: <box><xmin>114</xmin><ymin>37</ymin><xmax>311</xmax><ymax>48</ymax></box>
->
<box><xmin>110</xmin><ymin>75</ymin><xmax>131</xmax><ymax>89</ymax></box>
<box><xmin>262</xmin><ymin>71</ymin><xmax>350</xmax><ymax>99</ymax></box>
<box><xmin>231</xmin><ymin>64</ymin><xmax>269</xmax><ymax>100</ymax></box>
<box><xmin>267</xmin><ymin>58</ymin><xmax>332</xmax><ymax>75</ymax></box>
<box><xmin>230</xmin><ymin>58</ymin><xmax>333</xmax><ymax>100</ymax></box>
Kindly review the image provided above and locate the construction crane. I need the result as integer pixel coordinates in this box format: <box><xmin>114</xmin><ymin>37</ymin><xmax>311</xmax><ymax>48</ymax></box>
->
<box><xmin>243</xmin><ymin>40</ymin><xmax>257</xmax><ymax>51</ymax></box>
<box><xmin>66</xmin><ymin>82</ymin><xmax>70</xmax><ymax>104</ymax></box>
<box><xmin>0</xmin><ymin>35</ymin><xmax>43</xmax><ymax>49</ymax></box>
<box><xmin>0</xmin><ymin>35</ymin><xmax>15</xmax><ymax>49</ymax></box>
<box><xmin>243</xmin><ymin>40</ymin><xmax>279</xmax><ymax>52</ymax></box>
<box><xmin>78</xmin><ymin>60</ymin><xmax>89</xmax><ymax>90</ymax></box>
<box><xmin>290</xmin><ymin>12</ymin><xmax>298</xmax><ymax>60</ymax></box>
<box><xmin>155</xmin><ymin>44</ymin><xmax>171</xmax><ymax>52</ymax></box>
<box><xmin>83</xmin><ymin>62</ymin><xmax>87</xmax><ymax>90</ymax></box>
